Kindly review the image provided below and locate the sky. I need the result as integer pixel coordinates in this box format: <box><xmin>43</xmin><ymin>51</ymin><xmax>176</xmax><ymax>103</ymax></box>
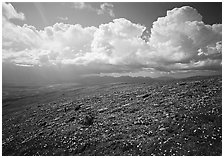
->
<box><xmin>2</xmin><ymin>2</ymin><xmax>222</xmax><ymax>85</ymax></box>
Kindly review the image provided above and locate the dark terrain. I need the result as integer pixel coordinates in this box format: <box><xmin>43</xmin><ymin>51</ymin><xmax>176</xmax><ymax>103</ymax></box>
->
<box><xmin>2</xmin><ymin>75</ymin><xmax>222</xmax><ymax>156</ymax></box>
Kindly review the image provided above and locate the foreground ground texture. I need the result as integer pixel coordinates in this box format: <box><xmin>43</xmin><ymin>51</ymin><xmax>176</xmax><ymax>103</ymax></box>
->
<box><xmin>2</xmin><ymin>76</ymin><xmax>222</xmax><ymax>156</ymax></box>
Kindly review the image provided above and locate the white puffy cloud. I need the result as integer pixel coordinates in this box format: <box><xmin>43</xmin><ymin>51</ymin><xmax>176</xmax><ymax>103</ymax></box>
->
<box><xmin>57</xmin><ymin>16</ymin><xmax>68</xmax><ymax>21</ymax></box>
<box><xmin>89</xmin><ymin>18</ymin><xmax>147</xmax><ymax>65</ymax></box>
<box><xmin>3</xmin><ymin>18</ymin><xmax>97</xmax><ymax>66</ymax></box>
<box><xmin>97</xmin><ymin>3</ymin><xmax>115</xmax><ymax>17</ymax></box>
<box><xmin>2</xmin><ymin>5</ymin><xmax>222</xmax><ymax>76</ymax></box>
<box><xmin>73</xmin><ymin>2</ymin><xmax>86</xmax><ymax>9</ymax></box>
<box><xmin>72</xmin><ymin>2</ymin><xmax>94</xmax><ymax>11</ymax></box>
<box><xmin>3</xmin><ymin>17</ymin><xmax>147</xmax><ymax>68</ymax></box>
<box><xmin>148</xmin><ymin>6</ymin><xmax>222</xmax><ymax>71</ymax></box>
<box><xmin>73</xmin><ymin>2</ymin><xmax>115</xmax><ymax>17</ymax></box>
<box><xmin>3</xmin><ymin>20</ymin><xmax>42</xmax><ymax>51</ymax></box>
<box><xmin>2</xmin><ymin>2</ymin><xmax>25</xmax><ymax>20</ymax></box>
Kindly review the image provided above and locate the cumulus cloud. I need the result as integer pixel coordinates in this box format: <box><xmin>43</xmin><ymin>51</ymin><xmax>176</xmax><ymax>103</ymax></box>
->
<box><xmin>73</xmin><ymin>2</ymin><xmax>85</xmax><ymax>9</ymax></box>
<box><xmin>148</xmin><ymin>6</ymin><xmax>222</xmax><ymax>71</ymax></box>
<box><xmin>72</xmin><ymin>2</ymin><xmax>115</xmax><ymax>17</ymax></box>
<box><xmin>88</xmin><ymin>18</ymin><xmax>147</xmax><ymax>65</ymax></box>
<box><xmin>2</xmin><ymin>2</ymin><xmax>25</xmax><ymax>20</ymax></box>
<box><xmin>57</xmin><ymin>16</ymin><xmax>68</xmax><ymax>21</ymax></box>
<box><xmin>2</xmin><ymin>5</ymin><xmax>222</xmax><ymax>76</ymax></box>
<box><xmin>3</xmin><ymin>9</ymin><xmax>97</xmax><ymax>65</ymax></box>
<box><xmin>73</xmin><ymin>2</ymin><xmax>93</xmax><ymax>10</ymax></box>
<box><xmin>97</xmin><ymin>3</ymin><xmax>115</xmax><ymax>17</ymax></box>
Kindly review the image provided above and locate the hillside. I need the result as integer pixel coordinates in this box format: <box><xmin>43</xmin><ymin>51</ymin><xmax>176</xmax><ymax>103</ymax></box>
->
<box><xmin>2</xmin><ymin>75</ymin><xmax>222</xmax><ymax>156</ymax></box>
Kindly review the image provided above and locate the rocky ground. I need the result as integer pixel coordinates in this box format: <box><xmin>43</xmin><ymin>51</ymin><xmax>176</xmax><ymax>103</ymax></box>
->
<box><xmin>2</xmin><ymin>75</ymin><xmax>222</xmax><ymax>156</ymax></box>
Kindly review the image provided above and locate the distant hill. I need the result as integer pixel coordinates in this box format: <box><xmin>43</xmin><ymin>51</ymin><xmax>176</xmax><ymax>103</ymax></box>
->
<box><xmin>178</xmin><ymin>74</ymin><xmax>222</xmax><ymax>81</ymax></box>
<box><xmin>3</xmin><ymin>72</ymin><xmax>221</xmax><ymax>87</ymax></box>
<box><xmin>76</xmin><ymin>76</ymin><xmax>155</xmax><ymax>85</ymax></box>
<box><xmin>155</xmin><ymin>76</ymin><xmax>176</xmax><ymax>81</ymax></box>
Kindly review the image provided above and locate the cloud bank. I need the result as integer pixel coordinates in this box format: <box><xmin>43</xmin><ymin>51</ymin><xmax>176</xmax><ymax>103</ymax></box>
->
<box><xmin>2</xmin><ymin>4</ymin><xmax>222</xmax><ymax>77</ymax></box>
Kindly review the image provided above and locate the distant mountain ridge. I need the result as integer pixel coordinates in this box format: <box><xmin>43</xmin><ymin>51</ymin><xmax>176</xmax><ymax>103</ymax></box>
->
<box><xmin>76</xmin><ymin>76</ymin><xmax>155</xmax><ymax>85</ymax></box>
<box><xmin>3</xmin><ymin>74</ymin><xmax>221</xmax><ymax>87</ymax></box>
<box><xmin>155</xmin><ymin>76</ymin><xmax>176</xmax><ymax>81</ymax></box>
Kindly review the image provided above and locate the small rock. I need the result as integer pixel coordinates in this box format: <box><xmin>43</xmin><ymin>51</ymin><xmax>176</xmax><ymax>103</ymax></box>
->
<box><xmin>159</xmin><ymin>127</ymin><xmax>166</xmax><ymax>131</ymax></box>
<box><xmin>98</xmin><ymin>107</ymin><xmax>108</xmax><ymax>113</ymax></box>
<box><xmin>142</xmin><ymin>94</ymin><xmax>150</xmax><ymax>98</ymax></box>
<box><xmin>81</xmin><ymin>115</ymin><xmax>94</xmax><ymax>126</ymax></box>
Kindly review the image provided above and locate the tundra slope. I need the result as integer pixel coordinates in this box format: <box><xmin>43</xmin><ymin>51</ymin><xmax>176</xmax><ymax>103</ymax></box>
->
<box><xmin>2</xmin><ymin>75</ymin><xmax>222</xmax><ymax>156</ymax></box>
